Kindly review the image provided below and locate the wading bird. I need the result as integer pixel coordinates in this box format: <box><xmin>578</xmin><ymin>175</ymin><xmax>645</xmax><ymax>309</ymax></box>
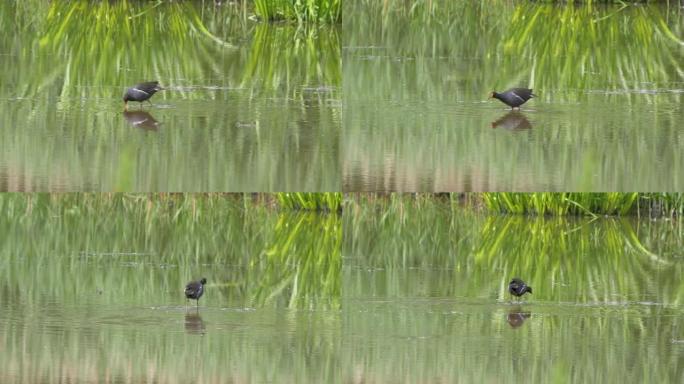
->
<box><xmin>508</xmin><ymin>277</ymin><xmax>532</xmax><ymax>301</ymax></box>
<box><xmin>185</xmin><ymin>277</ymin><xmax>207</xmax><ymax>309</ymax></box>
<box><xmin>123</xmin><ymin>81</ymin><xmax>162</xmax><ymax>110</ymax></box>
<box><xmin>489</xmin><ymin>88</ymin><xmax>536</xmax><ymax>110</ymax></box>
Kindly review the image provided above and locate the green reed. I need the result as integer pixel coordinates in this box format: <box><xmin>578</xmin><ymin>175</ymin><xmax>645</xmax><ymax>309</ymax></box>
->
<box><xmin>276</xmin><ymin>192</ymin><xmax>342</xmax><ymax>211</ymax></box>
<box><xmin>347</xmin><ymin>193</ymin><xmax>683</xmax><ymax>216</ymax></box>
<box><xmin>344</xmin><ymin>194</ymin><xmax>683</xmax><ymax>382</ymax></box>
<box><xmin>481</xmin><ymin>192</ymin><xmax>683</xmax><ymax>216</ymax></box>
<box><xmin>2</xmin><ymin>1</ymin><xmax>341</xmax><ymax>98</ymax></box>
<box><xmin>0</xmin><ymin>1</ymin><xmax>341</xmax><ymax>191</ymax></box>
<box><xmin>346</xmin><ymin>0</ymin><xmax>682</xmax><ymax>99</ymax></box>
<box><xmin>345</xmin><ymin>194</ymin><xmax>684</xmax><ymax>303</ymax></box>
<box><xmin>0</xmin><ymin>193</ymin><xmax>340</xmax><ymax>309</ymax></box>
<box><xmin>254</xmin><ymin>0</ymin><xmax>341</xmax><ymax>23</ymax></box>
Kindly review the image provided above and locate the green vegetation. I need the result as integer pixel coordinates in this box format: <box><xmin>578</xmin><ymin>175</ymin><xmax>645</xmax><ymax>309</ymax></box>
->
<box><xmin>344</xmin><ymin>1</ymin><xmax>684</xmax><ymax>191</ymax></box>
<box><xmin>0</xmin><ymin>193</ymin><xmax>341</xmax><ymax>382</ymax></box>
<box><xmin>255</xmin><ymin>0</ymin><xmax>341</xmax><ymax>23</ymax></box>
<box><xmin>347</xmin><ymin>0</ymin><xmax>682</xmax><ymax>96</ymax></box>
<box><xmin>482</xmin><ymin>192</ymin><xmax>684</xmax><ymax>216</ymax></box>
<box><xmin>276</xmin><ymin>192</ymin><xmax>342</xmax><ymax>211</ymax></box>
<box><xmin>2</xmin><ymin>1</ymin><xmax>340</xmax><ymax>98</ymax></box>
<box><xmin>346</xmin><ymin>193</ymin><xmax>684</xmax><ymax>302</ymax></box>
<box><xmin>0</xmin><ymin>1</ymin><xmax>341</xmax><ymax>191</ymax></box>
<box><xmin>347</xmin><ymin>193</ymin><xmax>684</xmax><ymax>216</ymax></box>
<box><xmin>345</xmin><ymin>199</ymin><xmax>683</xmax><ymax>382</ymax></box>
<box><xmin>0</xmin><ymin>193</ymin><xmax>340</xmax><ymax>309</ymax></box>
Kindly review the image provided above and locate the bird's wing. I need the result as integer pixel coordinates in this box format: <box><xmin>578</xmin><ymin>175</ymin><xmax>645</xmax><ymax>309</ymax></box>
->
<box><xmin>510</xmin><ymin>91</ymin><xmax>526</xmax><ymax>103</ymax></box>
<box><xmin>130</xmin><ymin>87</ymin><xmax>151</xmax><ymax>97</ymax></box>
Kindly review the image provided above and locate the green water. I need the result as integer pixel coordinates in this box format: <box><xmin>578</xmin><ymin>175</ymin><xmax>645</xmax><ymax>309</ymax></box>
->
<box><xmin>343</xmin><ymin>197</ymin><xmax>684</xmax><ymax>382</ymax></box>
<box><xmin>343</xmin><ymin>1</ymin><xmax>684</xmax><ymax>191</ymax></box>
<box><xmin>0</xmin><ymin>195</ymin><xmax>341</xmax><ymax>383</ymax></box>
<box><xmin>0</xmin><ymin>2</ymin><xmax>340</xmax><ymax>191</ymax></box>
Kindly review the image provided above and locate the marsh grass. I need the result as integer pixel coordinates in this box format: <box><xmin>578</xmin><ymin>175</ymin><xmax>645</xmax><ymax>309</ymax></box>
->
<box><xmin>276</xmin><ymin>192</ymin><xmax>342</xmax><ymax>211</ymax></box>
<box><xmin>347</xmin><ymin>193</ymin><xmax>683</xmax><ymax>217</ymax></box>
<box><xmin>346</xmin><ymin>1</ymin><xmax>683</xmax><ymax>100</ymax></box>
<box><xmin>2</xmin><ymin>1</ymin><xmax>341</xmax><ymax>99</ymax></box>
<box><xmin>254</xmin><ymin>0</ymin><xmax>341</xmax><ymax>23</ymax></box>
<box><xmin>344</xmin><ymin>193</ymin><xmax>683</xmax><ymax>382</ymax></box>
<box><xmin>345</xmin><ymin>193</ymin><xmax>684</xmax><ymax>304</ymax></box>
<box><xmin>0</xmin><ymin>193</ymin><xmax>341</xmax><ymax>309</ymax></box>
<box><xmin>481</xmin><ymin>192</ymin><xmax>683</xmax><ymax>216</ymax></box>
<box><xmin>0</xmin><ymin>1</ymin><xmax>341</xmax><ymax>191</ymax></box>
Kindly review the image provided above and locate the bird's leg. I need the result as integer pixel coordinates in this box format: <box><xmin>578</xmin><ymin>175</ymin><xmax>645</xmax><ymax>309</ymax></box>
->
<box><xmin>147</xmin><ymin>100</ymin><xmax>154</xmax><ymax>107</ymax></box>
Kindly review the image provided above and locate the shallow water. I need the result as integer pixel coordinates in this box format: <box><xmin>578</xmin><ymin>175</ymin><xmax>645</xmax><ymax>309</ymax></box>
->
<box><xmin>343</xmin><ymin>200</ymin><xmax>684</xmax><ymax>382</ymax></box>
<box><xmin>0</xmin><ymin>196</ymin><xmax>341</xmax><ymax>383</ymax></box>
<box><xmin>343</xmin><ymin>1</ymin><xmax>684</xmax><ymax>191</ymax></box>
<box><xmin>0</xmin><ymin>2</ymin><xmax>340</xmax><ymax>191</ymax></box>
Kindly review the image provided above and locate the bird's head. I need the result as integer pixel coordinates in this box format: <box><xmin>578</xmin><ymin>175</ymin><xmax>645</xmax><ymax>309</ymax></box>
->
<box><xmin>488</xmin><ymin>91</ymin><xmax>496</xmax><ymax>99</ymax></box>
<box><xmin>200</xmin><ymin>278</ymin><xmax>207</xmax><ymax>285</ymax></box>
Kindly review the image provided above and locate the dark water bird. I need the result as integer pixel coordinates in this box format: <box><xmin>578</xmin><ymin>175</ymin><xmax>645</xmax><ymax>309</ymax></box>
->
<box><xmin>491</xmin><ymin>111</ymin><xmax>532</xmax><ymax>131</ymax></box>
<box><xmin>489</xmin><ymin>88</ymin><xmax>536</xmax><ymax>109</ymax></box>
<box><xmin>507</xmin><ymin>306</ymin><xmax>531</xmax><ymax>328</ymax></box>
<box><xmin>123</xmin><ymin>81</ymin><xmax>162</xmax><ymax>110</ymax></box>
<box><xmin>122</xmin><ymin>110</ymin><xmax>160</xmax><ymax>131</ymax></box>
<box><xmin>185</xmin><ymin>277</ymin><xmax>207</xmax><ymax>309</ymax></box>
<box><xmin>508</xmin><ymin>278</ymin><xmax>532</xmax><ymax>300</ymax></box>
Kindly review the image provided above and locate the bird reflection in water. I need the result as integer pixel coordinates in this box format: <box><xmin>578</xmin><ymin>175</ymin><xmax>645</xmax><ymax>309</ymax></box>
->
<box><xmin>184</xmin><ymin>312</ymin><xmax>206</xmax><ymax>335</ymax></box>
<box><xmin>491</xmin><ymin>111</ymin><xmax>532</xmax><ymax>131</ymax></box>
<box><xmin>122</xmin><ymin>110</ymin><xmax>161</xmax><ymax>131</ymax></box>
<box><xmin>507</xmin><ymin>306</ymin><xmax>531</xmax><ymax>329</ymax></box>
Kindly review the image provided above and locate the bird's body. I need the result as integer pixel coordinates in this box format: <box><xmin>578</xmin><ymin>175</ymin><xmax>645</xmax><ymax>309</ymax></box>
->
<box><xmin>185</xmin><ymin>278</ymin><xmax>207</xmax><ymax>308</ymax></box>
<box><xmin>489</xmin><ymin>88</ymin><xmax>536</xmax><ymax>109</ymax></box>
<box><xmin>508</xmin><ymin>278</ymin><xmax>532</xmax><ymax>299</ymax></box>
<box><xmin>123</xmin><ymin>81</ymin><xmax>162</xmax><ymax>110</ymax></box>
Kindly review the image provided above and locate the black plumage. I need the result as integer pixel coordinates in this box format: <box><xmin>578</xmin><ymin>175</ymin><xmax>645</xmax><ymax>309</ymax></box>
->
<box><xmin>508</xmin><ymin>278</ymin><xmax>532</xmax><ymax>299</ymax></box>
<box><xmin>185</xmin><ymin>277</ymin><xmax>207</xmax><ymax>308</ymax></box>
<box><xmin>123</xmin><ymin>81</ymin><xmax>162</xmax><ymax>110</ymax></box>
<box><xmin>489</xmin><ymin>88</ymin><xmax>536</xmax><ymax>109</ymax></box>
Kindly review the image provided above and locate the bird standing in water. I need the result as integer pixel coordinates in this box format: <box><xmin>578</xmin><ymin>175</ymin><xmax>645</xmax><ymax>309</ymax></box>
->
<box><xmin>185</xmin><ymin>277</ymin><xmax>207</xmax><ymax>309</ymax></box>
<box><xmin>508</xmin><ymin>278</ymin><xmax>532</xmax><ymax>301</ymax></box>
<box><xmin>489</xmin><ymin>88</ymin><xmax>536</xmax><ymax>110</ymax></box>
<box><xmin>123</xmin><ymin>81</ymin><xmax>163</xmax><ymax>110</ymax></box>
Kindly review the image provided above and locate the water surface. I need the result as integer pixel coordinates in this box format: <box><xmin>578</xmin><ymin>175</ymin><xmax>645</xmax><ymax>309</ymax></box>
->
<box><xmin>343</xmin><ymin>198</ymin><xmax>684</xmax><ymax>382</ymax></box>
<box><xmin>0</xmin><ymin>195</ymin><xmax>341</xmax><ymax>383</ymax></box>
<box><xmin>343</xmin><ymin>1</ymin><xmax>684</xmax><ymax>191</ymax></box>
<box><xmin>0</xmin><ymin>2</ymin><xmax>340</xmax><ymax>191</ymax></box>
